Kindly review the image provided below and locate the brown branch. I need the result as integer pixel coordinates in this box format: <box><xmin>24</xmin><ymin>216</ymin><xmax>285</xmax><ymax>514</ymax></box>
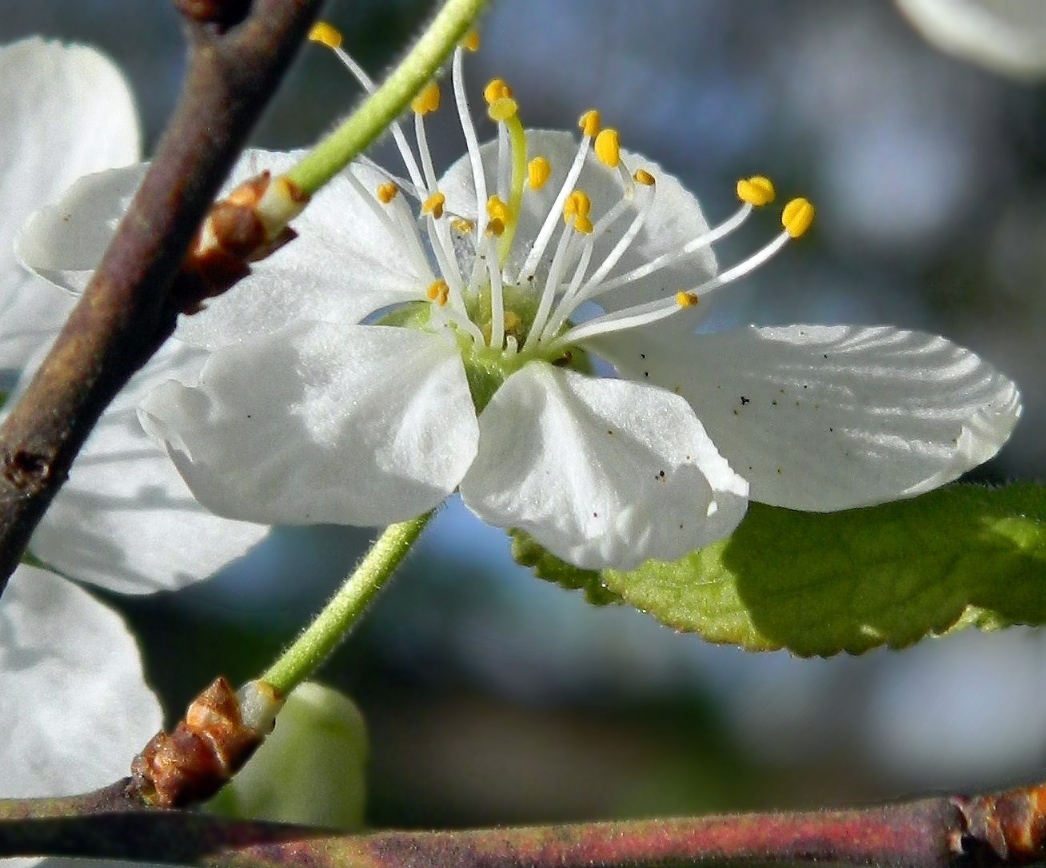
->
<box><xmin>9</xmin><ymin>777</ymin><xmax>1046</xmax><ymax>867</ymax></box>
<box><xmin>0</xmin><ymin>0</ymin><xmax>325</xmax><ymax>593</ymax></box>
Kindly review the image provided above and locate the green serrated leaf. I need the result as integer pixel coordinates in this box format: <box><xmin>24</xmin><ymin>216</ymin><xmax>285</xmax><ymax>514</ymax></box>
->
<box><xmin>599</xmin><ymin>483</ymin><xmax>1046</xmax><ymax>657</ymax></box>
<box><xmin>510</xmin><ymin>530</ymin><xmax>624</xmax><ymax>606</ymax></box>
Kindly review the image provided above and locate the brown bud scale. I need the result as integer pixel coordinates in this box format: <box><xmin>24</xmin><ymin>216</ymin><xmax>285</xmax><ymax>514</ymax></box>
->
<box><xmin>954</xmin><ymin>781</ymin><xmax>1046</xmax><ymax>863</ymax></box>
<box><xmin>180</xmin><ymin>171</ymin><xmax>302</xmax><ymax>311</ymax></box>
<box><xmin>129</xmin><ymin>676</ymin><xmax>267</xmax><ymax>808</ymax></box>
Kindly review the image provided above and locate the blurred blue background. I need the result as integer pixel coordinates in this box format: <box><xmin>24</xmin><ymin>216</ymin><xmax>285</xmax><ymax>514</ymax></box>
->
<box><xmin>5</xmin><ymin>0</ymin><xmax>1046</xmax><ymax>826</ymax></box>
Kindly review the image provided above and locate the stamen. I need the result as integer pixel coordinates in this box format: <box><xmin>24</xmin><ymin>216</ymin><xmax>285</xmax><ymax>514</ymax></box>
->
<box><xmin>487</xmin><ymin>195</ymin><xmax>510</xmax><ymax>223</ymax></box>
<box><xmin>576</xmin><ymin>172</ymin><xmax>656</xmax><ymax>293</ymax></box>
<box><xmin>308</xmin><ymin>22</ymin><xmax>342</xmax><ymax>48</ymax></box>
<box><xmin>528</xmin><ymin>157</ymin><xmax>551</xmax><ymax>190</ymax></box>
<box><xmin>782</xmin><ymin>197</ymin><xmax>815</xmax><ymax>237</ymax></box>
<box><xmin>461</xmin><ymin>30</ymin><xmax>480</xmax><ymax>52</ymax></box>
<box><xmin>346</xmin><ymin>170</ymin><xmax>434</xmax><ymax>284</ymax></box>
<box><xmin>413</xmin><ymin>109</ymin><xmax>440</xmax><ymax>194</ymax></box>
<box><xmin>541</xmin><ymin>179</ymin><xmax>656</xmax><ymax>341</ymax></box>
<box><xmin>594</xmin><ymin>196</ymin><xmax>758</xmax><ymax>294</ymax></box>
<box><xmin>551</xmin><ymin>198</ymin><xmax>815</xmax><ymax>351</ymax></box>
<box><xmin>594</xmin><ymin>129</ymin><xmax>620</xmax><ymax>168</ymax></box>
<box><xmin>411</xmin><ymin>82</ymin><xmax>441</xmax><ymax>115</ymax></box>
<box><xmin>737</xmin><ymin>175</ymin><xmax>776</xmax><ymax>207</ymax></box>
<box><xmin>452</xmin><ymin>46</ymin><xmax>489</xmax><ymax>237</ymax></box>
<box><xmin>579</xmin><ymin>109</ymin><xmax>601</xmax><ymax>137</ymax></box>
<box><xmin>525</xmin><ymin>216</ymin><xmax>580</xmax><ymax>349</ymax></box>
<box><xmin>312</xmin><ymin>24</ymin><xmax>426</xmax><ymax>193</ymax></box>
<box><xmin>422</xmin><ymin>192</ymin><xmax>446</xmax><ymax>219</ymax></box>
<box><xmin>518</xmin><ymin>113</ymin><xmax>601</xmax><ymax>281</ymax></box>
<box><xmin>427</xmin><ymin>279</ymin><xmax>450</xmax><ymax>306</ymax></box>
<box><xmin>563</xmin><ymin>190</ymin><xmax>593</xmax><ymax>234</ymax></box>
<box><xmin>452</xmin><ymin>217</ymin><xmax>475</xmax><ymax>233</ymax></box>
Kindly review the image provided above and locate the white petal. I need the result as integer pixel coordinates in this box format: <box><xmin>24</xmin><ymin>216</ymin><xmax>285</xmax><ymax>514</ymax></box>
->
<box><xmin>598</xmin><ymin>325</ymin><xmax>1021</xmax><ymax>511</ymax></box>
<box><xmin>896</xmin><ymin>0</ymin><xmax>1046</xmax><ymax>79</ymax></box>
<box><xmin>0</xmin><ymin>565</ymin><xmax>162</xmax><ymax>799</ymax></box>
<box><xmin>139</xmin><ymin>322</ymin><xmax>478</xmax><ymax>526</ymax></box>
<box><xmin>18</xmin><ymin>151</ymin><xmax>426</xmax><ymax>349</ymax></box>
<box><xmin>174</xmin><ymin>153</ymin><xmax>429</xmax><ymax>349</ymax></box>
<box><xmin>0</xmin><ymin>38</ymin><xmax>138</xmax><ymax>370</ymax></box>
<box><xmin>25</xmin><ymin>339</ymin><xmax>271</xmax><ymax>594</ymax></box>
<box><xmin>439</xmin><ymin>129</ymin><xmax>716</xmax><ymax>323</ymax></box>
<box><xmin>460</xmin><ymin>363</ymin><xmax>747</xmax><ymax>570</ymax></box>
<box><xmin>0</xmin><ymin>278</ymin><xmax>75</xmax><ymax>374</ymax></box>
<box><xmin>16</xmin><ymin>162</ymin><xmax>149</xmax><ymax>295</ymax></box>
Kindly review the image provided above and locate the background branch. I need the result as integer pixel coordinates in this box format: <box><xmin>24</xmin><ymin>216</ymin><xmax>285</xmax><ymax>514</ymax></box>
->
<box><xmin>8</xmin><ymin>778</ymin><xmax>1046</xmax><ymax>868</ymax></box>
<box><xmin>0</xmin><ymin>0</ymin><xmax>324</xmax><ymax>592</ymax></box>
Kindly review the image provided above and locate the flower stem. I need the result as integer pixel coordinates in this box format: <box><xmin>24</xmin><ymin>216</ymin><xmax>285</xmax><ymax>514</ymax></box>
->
<box><xmin>286</xmin><ymin>0</ymin><xmax>489</xmax><ymax>197</ymax></box>
<box><xmin>261</xmin><ymin>512</ymin><xmax>434</xmax><ymax>694</ymax></box>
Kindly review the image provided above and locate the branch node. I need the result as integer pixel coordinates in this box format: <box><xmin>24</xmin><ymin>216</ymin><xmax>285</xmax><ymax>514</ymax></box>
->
<box><xmin>129</xmin><ymin>677</ymin><xmax>281</xmax><ymax>808</ymax></box>
<box><xmin>953</xmin><ymin>782</ymin><xmax>1046</xmax><ymax>864</ymax></box>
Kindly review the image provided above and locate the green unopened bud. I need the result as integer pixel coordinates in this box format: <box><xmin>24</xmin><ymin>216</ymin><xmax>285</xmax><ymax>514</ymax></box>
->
<box><xmin>208</xmin><ymin>682</ymin><xmax>368</xmax><ymax>829</ymax></box>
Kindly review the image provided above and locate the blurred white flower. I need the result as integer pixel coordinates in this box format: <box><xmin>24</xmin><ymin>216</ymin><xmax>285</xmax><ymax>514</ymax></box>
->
<box><xmin>0</xmin><ymin>564</ymin><xmax>162</xmax><ymax>868</ymax></box>
<box><xmin>896</xmin><ymin>0</ymin><xmax>1046</xmax><ymax>79</ymax></box>
<box><xmin>1</xmin><ymin>38</ymin><xmax>269</xmax><ymax>593</ymax></box>
<box><xmin>20</xmin><ymin>33</ymin><xmax>1021</xmax><ymax>571</ymax></box>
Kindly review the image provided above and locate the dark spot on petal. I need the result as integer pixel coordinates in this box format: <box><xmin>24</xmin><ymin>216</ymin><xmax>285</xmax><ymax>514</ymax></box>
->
<box><xmin>740</xmin><ymin>396</ymin><xmax>750</xmax><ymax>405</ymax></box>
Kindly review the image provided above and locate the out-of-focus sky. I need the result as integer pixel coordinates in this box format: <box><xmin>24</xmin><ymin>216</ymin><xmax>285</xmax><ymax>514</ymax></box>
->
<box><xmin>6</xmin><ymin>0</ymin><xmax>1046</xmax><ymax>823</ymax></box>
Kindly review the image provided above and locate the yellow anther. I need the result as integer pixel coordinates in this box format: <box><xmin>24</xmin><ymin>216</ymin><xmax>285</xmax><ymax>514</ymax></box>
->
<box><xmin>487</xmin><ymin>96</ymin><xmax>519</xmax><ymax>123</ymax></box>
<box><xmin>487</xmin><ymin>195</ymin><xmax>510</xmax><ymax>222</ymax></box>
<box><xmin>578</xmin><ymin>110</ymin><xmax>601</xmax><ymax>137</ymax></box>
<box><xmin>309</xmin><ymin>22</ymin><xmax>342</xmax><ymax>49</ymax></box>
<box><xmin>676</xmin><ymin>291</ymin><xmax>700</xmax><ymax>308</ymax></box>
<box><xmin>376</xmin><ymin>182</ymin><xmax>399</xmax><ymax>204</ymax></box>
<box><xmin>633</xmin><ymin>168</ymin><xmax>656</xmax><ymax>186</ymax></box>
<box><xmin>411</xmin><ymin>82</ymin><xmax>441</xmax><ymax>115</ymax></box>
<box><xmin>422</xmin><ymin>192</ymin><xmax>446</xmax><ymax>219</ymax></box>
<box><xmin>503</xmin><ymin>310</ymin><xmax>522</xmax><ymax>334</ymax></box>
<box><xmin>486</xmin><ymin>217</ymin><xmax>505</xmax><ymax>237</ymax></box>
<box><xmin>484</xmin><ymin>78</ymin><xmax>513</xmax><ymax>105</ymax></box>
<box><xmin>427</xmin><ymin>280</ymin><xmax>450</xmax><ymax>306</ymax></box>
<box><xmin>782</xmin><ymin>198</ymin><xmax>815</xmax><ymax>238</ymax></box>
<box><xmin>462</xmin><ymin>30</ymin><xmax>480</xmax><ymax>52</ymax></box>
<box><xmin>564</xmin><ymin>190</ymin><xmax>593</xmax><ymax>233</ymax></box>
<box><xmin>528</xmin><ymin>157</ymin><xmax>552</xmax><ymax>190</ymax></box>
<box><xmin>594</xmin><ymin>129</ymin><xmax>621</xmax><ymax>168</ymax></box>
<box><xmin>563</xmin><ymin>189</ymin><xmax>592</xmax><ymax>219</ymax></box>
<box><xmin>451</xmin><ymin>217</ymin><xmax>475</xmax><ymax>234</ymax></box>
<box><xmin>736</xmin><ymin>175</ymin><xmax>776</xmax><ymax>207</ymax></box>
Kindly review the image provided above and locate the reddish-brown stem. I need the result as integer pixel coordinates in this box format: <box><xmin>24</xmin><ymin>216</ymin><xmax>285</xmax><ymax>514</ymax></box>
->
<box><xmin>9</xmin><ymin>778</ymin><xmax>1046</xmax><ymax>868</ymax></box>
<box><xmin>0</xmin><ymin>0</ymin><xmax>324</xmax><ymax>593</ymax></box>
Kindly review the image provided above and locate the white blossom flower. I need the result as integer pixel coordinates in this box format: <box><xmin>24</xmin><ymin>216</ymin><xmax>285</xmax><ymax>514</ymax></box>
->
<box><xmin>1</xmin><ymin>38</ymin><xmax>270</xmax><ymax>593</ymax></box>
<box><xmin>0</xmin><ymin>565</ymin><xmax>163</xmax><ymax>868</ymax></box>
<box><xmin>20</xmin><ymin>31</ymin><xmax>1021</xmax><ymax>571</ymax></box>
<box><xmin>896</xmin><ymin>0</ymin><xmax>1046</xmax><ymax>79</ymax></box>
